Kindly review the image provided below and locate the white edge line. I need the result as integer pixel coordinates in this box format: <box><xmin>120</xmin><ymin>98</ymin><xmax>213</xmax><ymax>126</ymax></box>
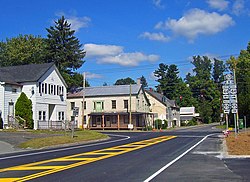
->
<box><xmin>0</xmin><ymin>134</ymin><xmax>130</xmax><ymax>160</ymax></box>
<box><xmin>144</xmin><ymin>134</ymin><xmax>215</xmax><ymax>182</ymax></box>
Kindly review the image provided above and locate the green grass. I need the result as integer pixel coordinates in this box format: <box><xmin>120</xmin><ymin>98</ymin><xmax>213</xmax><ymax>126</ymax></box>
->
<box><xmin>216</xmin><ymin>125</ymin><xmax>227</xmax><ymax>129</ymax></box>
<box><xmin>18</xmin><ymin>130</ymin><xmax>108</xmax><ymax>149</ymax></box>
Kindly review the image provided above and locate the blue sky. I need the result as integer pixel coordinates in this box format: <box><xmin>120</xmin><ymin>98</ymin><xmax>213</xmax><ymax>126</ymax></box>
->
<box><xmin>1</xmin><ymin>0</ymin><xmax>250</xmax><ymax>87</ymax></box>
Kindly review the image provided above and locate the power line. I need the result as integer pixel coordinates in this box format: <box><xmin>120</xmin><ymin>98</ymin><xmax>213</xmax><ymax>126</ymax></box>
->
<box><xmin>83</xmin><ymin>53</ymin><xmax>239</xmax><ymax>74</ymax></box>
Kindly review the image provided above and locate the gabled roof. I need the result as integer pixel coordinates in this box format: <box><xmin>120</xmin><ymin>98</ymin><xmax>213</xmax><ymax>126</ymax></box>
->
<box><xmin>145</xmin><ymin>89</ymin><xmax>177</xmax><ymax>108</ymax></box>
<box><xmin>68</xmin><ymin>84</ymin><xmax>142</xmax><ymax>98</ymax></box>
<box><xmin>0</xmin><ymin>63</ymin><xmax>67</xmax><ymax>87</ymax></box>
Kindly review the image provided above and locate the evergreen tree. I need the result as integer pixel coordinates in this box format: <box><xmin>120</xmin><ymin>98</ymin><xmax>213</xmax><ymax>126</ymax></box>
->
<box><xmin>154</xmin><ymin>63</ymin><xmax>168</xmax><ymax>95</ymax></box>
<box><xmin>187</xmin><ymin>56</ymin><xmax>221</xmax><ymax>123</ymax></box>
<box><xmin>15</xmin><ymin>92</ymin><xmax>33</xmax><ymax>129</ymax></box>
<box><xmin>114</xmin><ymin>77</ymin><xmax>136</xmax><ymax>85</ymax></box>
<box><xmin>154</xmin><ymin>63</ymin><xmax>180</xmax><ymax>100</ymax></box>
<box><xmin>140</xmin><ymin>75</ymin><xmax>148</xmax><ymax>88</ymax></box>
<box><xmin>46</xmin><ymin>16</ymin><xmax>86</xmax><ymax>72</ymax></box>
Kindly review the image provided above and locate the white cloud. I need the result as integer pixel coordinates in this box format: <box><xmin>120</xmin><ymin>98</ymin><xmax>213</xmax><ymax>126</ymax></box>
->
<box><xmin>149</xmin><ymin>72</ymin><xmax>158</xmax><ymax>81</ymax></box>
<box><xmin>232</xmin><ymin>0</ymin><xmax>245</xmax><ymax>16</ymax></box>
<box><xmin>84</xmin><ymin>43</ymin><xmax>160</xmax><ymax>67</ymax></box>
<box><xmin>155</xmin><ymin>8</ymin><xmax>234</xmax><ymax>41</ymax></box>
<box><xmin>67</xmin><ymin>16</ymin><xmax>91</xmax><ymax>32</ymax></box>
<box><xmin>207</xmin><ymin>0</ymin><xmax>229</xmax><ymax>11</ymax></box>
<box><xmin>97</xmin><ymin>52</ymin><xmax>159</xmax><ymax>66</ymax></box>
<box><xmin>84</xmin><ymin>44</ymin><xmax>123</xmax><ymax>57</ymax></box>
<box><xmin>139</xmin><ymin>32</ymin><xmax>170</xmax><ymax>42</ymax></box>
<box><xmin>56</xmin><ymin>12</ymin><xmax>91</xmax><ymax>32</ymax></box>
<box><xmin>153</xmin><ymin>0</ymin><xmax>165</xmax><ymax>9</ymax></box>
<box><xmin>85</xmin><ymin>72</ymin><xmax>103</xmax><ymax>79</ymax></box>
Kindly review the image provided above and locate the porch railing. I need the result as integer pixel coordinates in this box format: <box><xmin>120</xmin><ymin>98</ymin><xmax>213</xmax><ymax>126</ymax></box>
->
<box><xmin>37</xmin><ymin>120</ymin><xmax>78</xmax><ymax>130</ymax></box>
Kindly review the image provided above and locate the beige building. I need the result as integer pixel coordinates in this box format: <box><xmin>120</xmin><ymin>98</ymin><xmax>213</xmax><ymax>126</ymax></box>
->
<box><xmin>67</xmin><ymin>84</ymin><xmax>153</xmax><ymax>130</ymax></box>
<box><xmin>145</xmin><ymin>89</ymin><xmax>180</xmax><ymax>128</ymax></box>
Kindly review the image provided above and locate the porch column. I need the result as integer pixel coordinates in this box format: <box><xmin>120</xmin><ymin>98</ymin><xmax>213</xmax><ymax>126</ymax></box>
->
<box><xmin>152</xmin><ymin>114</ymin><xmax>154</xmax><ymax>128</ymax></box>
<box><xmin>153</xmin><ymin>114</ymin><xmax>155</xmax><ymax>129</ymax></box>
<box><xmin>102</xmin><ymin>114</ymin><xmax>105</xmax><ymax>130</ymax></box>
<box><xmin>117</xmin><ymin>114</ymin><xmax>120</xmax><ymax>130</ymax></box>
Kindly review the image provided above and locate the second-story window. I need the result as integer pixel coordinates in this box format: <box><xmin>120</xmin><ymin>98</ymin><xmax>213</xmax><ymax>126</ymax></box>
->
<box><xmin>124</xmin><ymin>100</ymin><xmax>128</xmax><ymax>109</ymax></box>
<box><xmin>71</xmin><ymin>102</ymin><xmax>75</xmax><ymax>110</ymax></box>
<box><xmin>82</xmin><ymin>101</ymin><xmax>87</xmax><ymax>110</ymax></box>
<box><xmin>50</xmin><ymin>84</ymin><xmax>53</xmax><ymax>95</ymax></box>
<box><xmin>112</xmin><ymin>100</ymin><xmax>116</xmax><ymax>109</ymax></box>
<box><xmin>94</xmin><ymin>101</ymin><xmax>104</xmax><ymax>111</ymax></box>
<box><xmin>45</xmin><ymin>83</ymin><xmax>47</xmax><ymax>94</ymax></box>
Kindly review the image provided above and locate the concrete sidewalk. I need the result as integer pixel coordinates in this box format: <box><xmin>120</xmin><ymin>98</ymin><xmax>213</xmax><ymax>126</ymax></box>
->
<box><xmin>0</xmin><ymin>141</ymin><xmax>18</xmax><ymax>154</ymax></box>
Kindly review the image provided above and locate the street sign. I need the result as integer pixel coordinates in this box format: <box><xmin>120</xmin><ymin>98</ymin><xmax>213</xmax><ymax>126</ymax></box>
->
<box><xmin>222</xmin><ymin>73</ymin><xmax>238</xmax><ymax>114</ymax></box>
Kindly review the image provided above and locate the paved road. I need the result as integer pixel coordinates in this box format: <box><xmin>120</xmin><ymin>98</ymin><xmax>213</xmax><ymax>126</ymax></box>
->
<box><xmin>0</xmin><ymin>125</ymin><xmax>249</xmax><ymax>181</ymax></box>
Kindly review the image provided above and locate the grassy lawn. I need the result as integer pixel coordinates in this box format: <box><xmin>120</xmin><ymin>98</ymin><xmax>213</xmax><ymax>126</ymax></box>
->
<box><xmin>226</xmin><ymin>130</ymin><xmax>250</xmax><ymax>155</ymax></box>
<box><xmin>18</xmin><ymin>130</ymin><xmax>108</xmax><ymax>149</ymax></box>
<box><xmin>216</xmin><ymin>124</ymin><xmax>227</xmax><ymax>129</ymax></box>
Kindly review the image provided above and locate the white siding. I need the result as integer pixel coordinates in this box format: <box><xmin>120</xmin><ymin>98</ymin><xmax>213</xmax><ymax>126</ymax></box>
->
<box><xmin>34</xmin><ymin>66</ymin><xmax>67</xmax><ymax>129</ymax></box>
<box><xmin>0</xmin><ymin>65</ymin><xmax>67</xmax><ymax>129</ymax></box>
<box><xmin>2</xmin><ymin>84</ymin><xmax>22</xmax><ymax>125</ymax></box>
<box><xmin>0</xmin><ymin>84</ymin><xmax>4</xmax><ymax>126</ymax></box>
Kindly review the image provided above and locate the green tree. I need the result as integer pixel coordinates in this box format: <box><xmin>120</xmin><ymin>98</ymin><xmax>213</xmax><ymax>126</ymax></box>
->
<box><xmin>66</xmin><ymin>72</ymin><xmax>90</xmax><ymax>92</ymax></box>
<box><xmin>175</xmin><ymin>81</ymin><xmax>197</xmax><ymax>107</ymax></box>
<box><xmin>213</xmin><ymin>58</ymin><xmax>225</xmax><ymax>84</ymax></box>
<box><xmin>227</xmin><ymin>43</ymin><xmax>250</xmax><ymax>124</ymax></box>
<box><xmin>46</xmin><ymin>16</ymin><xmax>85</xmax><ymax>72</ymax></box>
<box><xmin>15</xmin><ymin>92</ymin><xmax>33</xmax><ymax>129</ymax></box>
<box><xmin>0</xmin><ymin>34</ymin><xmax>46</xmax><ymax>67</ymax></box>
<box><xmin>114</xmin><ymin>77</ymin><xmax>136</xmax><ymax>85</ymax></box>
<box><xmin>140</xmin><ymin>75</ymin><xmax>148</xmax><ymax>88</ymax></box>
<box><xmin>186</xmin><ymin>56</ymin><xmax>220</xmax><ymax>123</ymax></box>
<box><xmin>46</xmin><ymin>16</ymin><xmax>86</xmax><ymax>90</ymax></box>
<box><xmin>154</xmin><ymin>64</ymin><xmax>180</xmax><ymax>100</ymax></box>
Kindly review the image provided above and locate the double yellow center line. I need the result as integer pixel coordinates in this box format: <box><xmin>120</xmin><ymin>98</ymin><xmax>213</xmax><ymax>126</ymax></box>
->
<box><xmin>0</xmin><ymin>135</ymin><xmax>176</xmax><ymax>181</ymax></box>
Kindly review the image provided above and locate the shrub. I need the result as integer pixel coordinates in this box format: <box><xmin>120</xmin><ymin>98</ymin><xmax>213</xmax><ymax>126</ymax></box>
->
<box><xmin>15</xmin><ymin>92</ymin><xmax>34</xmax><ymax>129</ymax></box>
<box><xmin>144</xmin><ymin>126</ymin><xmax>153</xmax><ymax>131</ymax></box>
<box><xmin>187</xmin><ymin>118</ymin><xmax>198</xmax><ymax>126</ymax></box>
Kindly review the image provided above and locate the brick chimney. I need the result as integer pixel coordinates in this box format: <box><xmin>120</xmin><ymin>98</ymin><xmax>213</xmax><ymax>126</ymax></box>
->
<box><xmin>137</xmin><ymin>78</ymin><xmax>141</xmax><ymax>85</ymax></box>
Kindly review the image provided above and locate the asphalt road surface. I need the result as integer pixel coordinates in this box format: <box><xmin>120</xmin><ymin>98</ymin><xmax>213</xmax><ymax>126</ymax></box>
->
<box><xmin>0</xmin><ymin>125</ymin><xmax>249</xmax><ymax>181</ymax></box>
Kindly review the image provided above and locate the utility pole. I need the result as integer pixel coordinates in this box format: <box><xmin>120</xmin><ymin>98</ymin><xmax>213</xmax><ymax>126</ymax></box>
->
<box><xmin>82</xmin><ymin>72</ymin><xmax>85</xmax><ymax>130</ymax></box>
<box><xmin>129</xmin><ymin>84</ymin><xmax>132</xmax><ymax>129</ymax></box>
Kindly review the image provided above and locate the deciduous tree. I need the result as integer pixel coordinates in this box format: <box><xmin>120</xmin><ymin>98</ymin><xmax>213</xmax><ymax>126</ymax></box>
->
<box><xmin>0</xmin><ymin>35</ymin><xmax>46</xmax><ymax>67</ymax></box>
<box><xmin>114</xmin><ymin>77</ymin><xmax>136</xmax><ymax>85</ymax></box>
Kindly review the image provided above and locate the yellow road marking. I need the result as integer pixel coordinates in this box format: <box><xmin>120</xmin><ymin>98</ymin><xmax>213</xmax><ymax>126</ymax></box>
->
<box><xmin>0</xmin><ymin>178</ymin><xmax>21</xmax><ymax>182</ymax></box>
<box><xmin>0</xmin><ymin>135</ymin><xmax>176</xmax><ymax>181</ymax></box>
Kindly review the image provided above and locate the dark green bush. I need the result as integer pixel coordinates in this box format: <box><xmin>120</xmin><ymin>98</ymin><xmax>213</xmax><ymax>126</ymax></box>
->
<box><xmin>15</xmin><ymin>92</ymin><xmax>34</xmax><ymax>129</ymax></box>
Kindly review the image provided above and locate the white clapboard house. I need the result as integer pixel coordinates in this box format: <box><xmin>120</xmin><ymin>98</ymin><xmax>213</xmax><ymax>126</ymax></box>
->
<box><xmin>0</xmin><ymin>63</ymin><xmax>67</xmax><ymax>129</ymax></box>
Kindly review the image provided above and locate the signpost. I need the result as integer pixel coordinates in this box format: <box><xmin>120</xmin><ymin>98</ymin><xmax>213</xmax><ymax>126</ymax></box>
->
<box><xmin>222</xmin><ymin>73</ymin><xmax>238</xmax><ymax>136</ymax></box>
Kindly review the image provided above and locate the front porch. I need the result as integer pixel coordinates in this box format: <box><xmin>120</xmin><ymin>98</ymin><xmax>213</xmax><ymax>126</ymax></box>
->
<box><xmin>88</xmin><ymin>112</ymin><xmax>154</xmax><ymax>130</ymax></box>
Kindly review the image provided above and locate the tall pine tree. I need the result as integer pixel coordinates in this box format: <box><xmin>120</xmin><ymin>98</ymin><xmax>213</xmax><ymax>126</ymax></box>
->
<box><xmin>46</xmin><ymin>16</ymin><xmax>85</xmax><ymax>71</ymax></box>
<box><xmin>140</xmin><ymin>75</ymin><xmax>148</xmax><ymax>88</ymax></box>
<box><xmin>46</xmin><ymin>16</ymin><xmax>86</xmax><ymax>89</ymax></box>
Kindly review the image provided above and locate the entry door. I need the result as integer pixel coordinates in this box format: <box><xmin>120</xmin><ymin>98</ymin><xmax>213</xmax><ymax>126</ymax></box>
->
<box><xmin>49</xmin><ymin>104</ymin><xmax>55</xmax><ymax>120</ymax></box>
<box><xmin>136</xmin><ymin>115</ymin><xmax>140</xmax><ymax>127</ymax></box>
<box><xmin>8</xmin><ymin>102</ymin><xmax>14</xmax><ymax>117</ymax></box>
